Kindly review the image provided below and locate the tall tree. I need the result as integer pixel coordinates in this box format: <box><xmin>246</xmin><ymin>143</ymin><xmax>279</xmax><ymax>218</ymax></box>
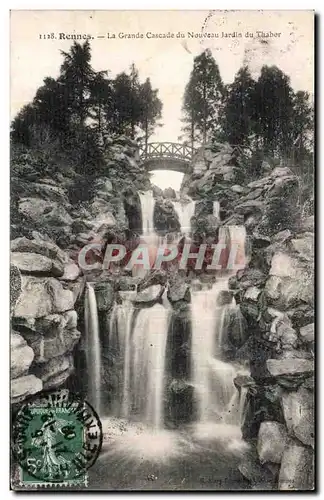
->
<box><xmin>138</xmin><ymin>78</ymin><xmax>163</xmax><ymax>151</ymax></box>
<box><xmin>181</xmin><ymin>49</ymin><xmax>224</xmax><ymax>147</ymax></box>
<box><xmin>59</xmin><ymin>40</ymin><xmax>95</xmax><ymax>126</ymax></box>
<box><xmin>251</xmin><ymin>65</ymin><xmax>295</xmax><ymax>156</ymax></box>
<box><xmin>220</xmin><ymin>66</ymin><xmax>256</xmax><ymax>146</ymax></box>
<box><xmin>89</xmin><ymin>71</ymin><xmax>113</xmax><ymax>136</ymax></box>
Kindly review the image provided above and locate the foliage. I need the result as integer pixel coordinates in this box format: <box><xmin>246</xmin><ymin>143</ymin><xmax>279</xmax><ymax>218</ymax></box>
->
<box><xmin>181</xmin><ymin>49</ymin><xmax>224</xmax><ymax>147</ymax></box>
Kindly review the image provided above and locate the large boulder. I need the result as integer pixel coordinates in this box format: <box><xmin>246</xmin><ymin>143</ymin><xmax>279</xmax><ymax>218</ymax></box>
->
<box><xmin>32</xmin><ymin>354</ymin><xmax>74</xmax><ymax>390</ymax></box>
<box><xmin>257</xmin><ymin>422</ymin><xmax>288</xmax><ymax>464</ymax></box>
<box><xmin>281</xmin><ymin>387</ymin><xmax>314</xmax><ymax>448</ymax></box>
<box><xmin>299</xmin><ymin>323</ymin><xmax>314</xmax><ymax>343</ymax></box>
<box><xmin>265</xmin><ymin>251</ymin><xmax>314</xmax><ymax>309</ymax></box>
<box><xmin>11</xmin><ymin>374</ymin><xmax>42</xmax><ymax>404</ymax></box>
<box><xmin>11</xmin><ymin>236</ymin><xmax>68</xmax><ymax>265</ymax></box>
<box><xmin>13</xmin><ymin>276</ymin><xmax>74</xmax><ymax>318</ymax></box>
<box><xmin>21</xmin><ymin>314</ymin><xmax>80</xmax><ymax>363</ymax></box>
<box><xmin>266</xmin><ymin>359</ymin><xmax>314</xmax><ymax>377</ymax></box>
<box><xmin>11</xmin><ymin>252</ymin><xmax>64</xmax><ymax>277</ymax></box>
<box><xmin>11</xmin><ymin>332</ymin><xmax>34</xmax><ymax>379</ymax></box>
<box><xmin>278</xmin><ymin>443</ymin><xmax>314</xmax><ymax>490</ymax></box>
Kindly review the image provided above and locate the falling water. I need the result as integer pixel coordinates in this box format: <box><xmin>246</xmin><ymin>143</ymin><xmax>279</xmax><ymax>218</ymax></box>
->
<box><xmin>191</xmin><ymin>278</ymin><xmax>239</xmax><ymax>424</ymax></box>
<box><xmin>109</xmin><ymin>295</ymin><xmax>170</xmax><ymax>429</ymax></box>
<box><xmin>191</xmin><ymin>225</ymin><xmax>247</xmax><ymax>426</ymax></box>
<box><xmin>130</xmin><ymin>302</ymin><xmax>170</xmax><ymax>428</ymax></box>
<box><xmin>84</xmin><ymin>283</ymin><xmax>102</xmax><ymax>414</ymax></box>
<box><xmin>138</xmin><ymin>190</ymin><xmax>156</xmax><ymax>237</ymax></box>
<box><xmin>173</xmin><ymin>199</ymin><xmax>196</xmax><ymax>237</ymax></box>
<box><xmin>213</xmin><ymin>200</ymin><xmax>220</xmax><ymax>219</ymax></box>
<box><xmin>109</xmin><ymin>293</ymin><xmax>136</xmax><ymax>417</ymax></box>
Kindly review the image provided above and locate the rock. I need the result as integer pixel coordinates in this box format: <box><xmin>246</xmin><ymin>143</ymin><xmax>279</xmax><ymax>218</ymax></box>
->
<box><xmin>10</xmin><ymin>265</ymin><xmax>22</xmax><ymax>315</ymax></box>
<box><xmin>234</xmin><ymin>374</ymin><xmax>256</xmax><ymax>390</ymax></box>
<box><xmin>11</xmin><ymin>374</ymin><xmax>42</xmax><ymax>404</ymax></box>
<box><xmin>244</xmin><ymin>286</ymin><xmax>262</xmax><ymax>302</ymax></box>
<box><xmin>41</xmin><ymin>205</ymin><xmax>73</xmax><ymax>227</ymax></box>
<box><xmin>247</xmin><ymin>176</ymin><xmax>273</xmax><ymax>190</ymax></box>
<box><xmin>33</xmin><ymin>354</ymin><xmax>74</xmax><ymax>390</ymax></box>
<box><xmin>238</xmin><ymin>454</ymin><xmax>274</xmax><ymax>485</ymax></box>
<box><xmin>271</xmin><ymin>167</ymin><xmax>294</xmax><ymax>178</ymax></box>
<box><xmin>288</xmin><ymin>305</ymin><xmax>314</xmax><ymax>329</ymax></box>
<box><xmin>134</xmin><ymin>284</ymin><xmax>164</xmax><ymax>304</ymax></box>
<box><xmin>281</xmin><ymin>387</ymin><xmax>314</xmax><ymax>448</ymax></box>
<box><xmin>267</xmin><ymin>359</ymin><xmax>314</xmax><ymax>377</ymax></box>
<box><xmin>163</xmin><ymin>187</ymin><xmax>176</xmax><ymax>199</ymax></box>
<box><xmin>59</xmin><ymin>262</ymin><xmax>80</xmax><ymax>281</ymax></box>
<box><xmin>231</xmin><ymin>185</ymin><xmax>246</xmax><ymax>194</ymax></box>
<box><xmin>94</xmin><ymin>282</ymin><xmax>115</xmax><ymax>311</ymax></box>
<box><xmin>289</xmin><ymin>234</ymin><xmax>314</xmax><ymax>262</ymax></box>
<box><xmin>11</xmin><ymin>252</ymin><xmax>64</xmax><ymax>277</ymax></box>
<box><xmin>265</xmin><ymin>252</ymin><xmax>314</xmax><ymax>308</ymax></box>
<box><xmin>302</xmin><ymin>376</ymin><xmax>314</xmax><ymax>391</ymax></box>
<box><xmin>300</xmin><ymin>216</ymin><xmax>314</xmax><ymax>233</ymax></box>
<box><xmin>235</xmin><ymin>200</ymin><xmax>265</xmax><ymax>216</ymax></box>
<box><xmin>18</xmin><ymin>197</ymin><xmax>54</xmax><ymax>219</ymax></box>
<box><xmin>237</xmin><ymin>269</ymin><xmax>267</xmax><ymax>289</ymax></box>
<box><xmin>257</xmin><ymin>422</ymin><xmax>288</xmax><ymax>464</ymax></box>
<box><xmin>278</xmin><ymin>443</ymin><xmax>314</xmax><ymax>490</ymax></box>
<box><xmin>167</xmin><ymin>282</ymin><xmax>190</xmax><ymax>303</ymax></box>
<box><xmin>13</xmin><ymin>276</ymin><xmax>74</xmax><ymax>318</ymax></box>
<box><xmin>276</xmin><ymin>323</ymin><xmax>298</xmax><ymax>348</ymax></box>
<box><xmin>216</xmin><ymin>290</ymin><xmax>233</xmax><ymax>306</ymax></box>
<box><xmin>267</xmin><ymin>176</ymin><xmax>298</xmax><ymax>198</ymax></box>
<box><xmin>21</xmin><ymin>316</ymin><xmax>80</xmax><ymax>363</ymax></box>
<box><xmin>11</xmin><ymin>332</ymin><xmax>34</xmax><ymax>378</ymax></box>
<box><xmin>299</xmin><ymin>323</ymin><xmax>314</xmax><ymax>343</ymax></box>
<box><xmin>11</xmin><ymin>237</ymin><xmax>68</xmax><ymax>265</ymax></box>
<box><xmin>168</xmin><ymin>379</ymin><xmax>194</xmax><ymax>424</ymax></box>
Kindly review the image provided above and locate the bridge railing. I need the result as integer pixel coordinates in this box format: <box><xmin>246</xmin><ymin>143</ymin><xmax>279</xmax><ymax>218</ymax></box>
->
<box><xmin>139</xmin><ymin>142</ymin><xmax>194</xmax><ymax>162</ymax></box>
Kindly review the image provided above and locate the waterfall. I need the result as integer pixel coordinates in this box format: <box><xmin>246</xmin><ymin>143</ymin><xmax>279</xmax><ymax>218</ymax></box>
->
<box><xmin>228</xmin><ymin>225</ymin><xmax>247</xmax><ymax>270</ymax></box>
<box><xmin>109</xmin><ymin>293</ymin><xmax>136</xmax><ymax>417</ymax></box>
<box><xmin>138</xmin><ymin>190</ymin><xmax>156</xmax><ymax>237</ymax></box>
<box><xmin>173</xmin><ymin>199</ymin><xmax>196</xmax><ymax>237</ymax></box>
<box><xmin>109</xmin><ymin>295</ymin><xmax>170</xmax><ymax>429</ymax></box>
<box><xmin>84</xmin><ymin>283</ymin><xmax>102</xmax><ymax>414</ymax></box>
<box><xmin>191</xmin><ymin>275</ymin><xmax>247</xmax><ymax>426</ymax></box>
<box><xmin>131</xmin><ymin>303</ymin><xmax>170</xmax><ymax>429</ymax></box>
<box><xmin>213</xmin><ymin>201</ymin><xmax>220</xmax><ymax>219</ymax></box>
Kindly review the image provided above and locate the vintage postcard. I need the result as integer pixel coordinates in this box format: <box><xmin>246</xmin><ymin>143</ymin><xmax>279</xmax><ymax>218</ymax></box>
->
<box><xmin>10</xmin><ymin>10</ymin><xmax>314</xmax><ymax>491</ymax></box>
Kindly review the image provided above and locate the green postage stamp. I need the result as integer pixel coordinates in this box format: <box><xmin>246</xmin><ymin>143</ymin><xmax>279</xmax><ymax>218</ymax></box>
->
<box><xmin>11</xmin><ymin>389</ymin><xmax>102</xmax><ymax>489</ymax></box>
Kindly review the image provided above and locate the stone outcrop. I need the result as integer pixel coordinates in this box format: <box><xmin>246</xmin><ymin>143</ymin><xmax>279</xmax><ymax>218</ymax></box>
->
<box><xmin>10</xmin><ymin>235</ymin><xmax>81</xmax><ymax>404</ymax></box>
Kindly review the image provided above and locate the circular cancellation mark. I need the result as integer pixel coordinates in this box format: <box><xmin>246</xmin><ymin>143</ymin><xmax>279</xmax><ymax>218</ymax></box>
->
<box><xmin>11</xmin><ymin>389</ymin><xmax>103</xmax><ymax>483</ymax></box>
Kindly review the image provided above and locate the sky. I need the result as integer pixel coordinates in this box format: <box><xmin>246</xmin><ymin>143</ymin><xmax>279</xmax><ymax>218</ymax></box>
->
<box><xmin>10</xmin><ymin>10</ymin><xmax>314</xmax><ymax>190</ymax></box>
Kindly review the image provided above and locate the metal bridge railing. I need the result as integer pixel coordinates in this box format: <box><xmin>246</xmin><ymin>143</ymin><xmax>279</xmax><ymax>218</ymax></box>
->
<box><xmin>139</xmin><ymin>142</ymin><xmax>194</xmax><ymax>162</ymax></box>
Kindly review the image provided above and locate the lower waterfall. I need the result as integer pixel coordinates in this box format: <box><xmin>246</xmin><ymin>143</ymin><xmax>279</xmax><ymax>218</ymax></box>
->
<box><xmin>109</xmin><ymin>295</ymin><xmax>171</xmax><ymax>429</ymax></box>
<box><xmin>84</xmin><ymin>283</ymin><xmax>102</xmax><ymax>414</ymax></box>
<box><xmin>191</xmin><ymin>278</ymin><xmax>242</xmax><ymax>426</ymax></box>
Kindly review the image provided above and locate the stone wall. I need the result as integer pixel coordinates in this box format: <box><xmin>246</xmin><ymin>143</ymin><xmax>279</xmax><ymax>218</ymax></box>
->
<box><xmin>10</xmin><ymin>237</ymin><xmax>83</xmax><ymax>405</ymax></box>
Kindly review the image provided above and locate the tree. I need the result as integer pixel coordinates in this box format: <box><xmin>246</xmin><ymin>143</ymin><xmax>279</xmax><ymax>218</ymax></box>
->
<box><xmin>251</xmin><ymin>65</ymin><xmax>295</xmax><ymax>156</ymax></box>
<box><xmin>181</xmin><ymin>49</ymin><xmax>224</xmax><ymax>147</ymax></box>
<box><xmin>89</xmin><ymin>71</ymin><xmax>114</xmax><ymax>136</ymax></box>
<box><xmin>138</xmin><ymin>78</ymin><xmax>163</xmax><ymax>151</ymax></box>
<box><xmin>220</xmin><ymin>66</ymin><xmax>256</xmax><ymax>146</ymax></box>
<box><xmin>59</xmin><ymin>40</ymin><xmax>96</xmax><ymax>126</ymax></box>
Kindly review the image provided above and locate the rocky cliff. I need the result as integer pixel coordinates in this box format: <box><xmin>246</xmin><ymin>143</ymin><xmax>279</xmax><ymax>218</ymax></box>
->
<box><xmin>182</xmin><ymin>141</ymin><xmax>315</xmax><ymax>490</ymax></box>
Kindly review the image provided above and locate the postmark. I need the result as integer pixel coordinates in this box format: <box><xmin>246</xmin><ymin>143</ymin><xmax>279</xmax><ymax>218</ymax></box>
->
<box><xmin>11</xmin><ymin>389</ymin><xmax>102</xmax><ymax>487</ymax></box>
